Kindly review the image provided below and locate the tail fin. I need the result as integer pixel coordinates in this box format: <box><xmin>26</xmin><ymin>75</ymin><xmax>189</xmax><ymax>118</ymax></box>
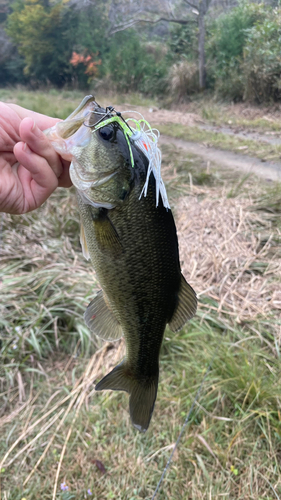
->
<box><xmin>95</xmin><ymin>362</ymin><xmax>158</xmax><ymax>433</ymax></box>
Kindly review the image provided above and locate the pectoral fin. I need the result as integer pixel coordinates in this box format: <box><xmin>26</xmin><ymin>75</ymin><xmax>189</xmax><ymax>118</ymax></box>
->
<box><xmin>80</xmin><ymin>223</ymin><xmax>90</xmax><ymax>261</ymax></box>
<box><xmin>94</xmin><ymin>213</ymin><xmax>123</xmax><ymax>255</ymax></box>
<box><xmin>84</xmin><ymin>290</ymin><xmax>123</xmax><ymax>341</ymax></box>
<box><xmin>169</xmin><ymin>274</ymin><xmax>197</xmax><ymax>332</ymax></box>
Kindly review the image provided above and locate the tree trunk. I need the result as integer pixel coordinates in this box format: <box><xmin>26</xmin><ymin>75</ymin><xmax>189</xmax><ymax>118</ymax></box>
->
<box><xmin>198</xmin><ymin>11</ymin><xmax>206</xmax><ymax>90</ymax></box>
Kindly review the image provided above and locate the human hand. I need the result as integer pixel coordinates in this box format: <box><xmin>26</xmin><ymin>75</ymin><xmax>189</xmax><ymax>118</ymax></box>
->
<box><xmin>0</xmin><ymin>102</ymin><xmax>72</xmax><ymax>214</ymax></box>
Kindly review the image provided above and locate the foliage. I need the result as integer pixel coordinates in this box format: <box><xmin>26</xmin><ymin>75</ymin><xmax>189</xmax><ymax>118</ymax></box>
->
<box><xmin>70</xmin><ymin>51</ymin><xmax>102</xmax><ymax>88</ymax></box>
<box><xmin>6</xmin><ymin>0</ymin><xmax>70</xmax><ymax>86</ymax></box>
<box><xmin>5</xmin><ymin>0</ymin><xmax>109</xmax><ymax>88</ymax></box>
<box><xmin>2</xmin><ymin>0</ymin><xmax>281</xmax><ymax>100</ymax></box>
<box><xmin>207</xmin><ymin>2</ymin><xmax>265</xmax><ymax>66</ymax></box>
<box><xmin>205</xmin><ymin>2</ymin><xmax>281</xmax><ymax>102</ymax></box>
<box><xmin>206</xmin><ymin>1</ymin><xmax>267</xmax><ymax>100</ymax></box>
<box><xmin>0</xmin><ymin>50</ymin><xmax>27</xmax><ymax>86</ymax></box>
<box><xmin>0</xmin><ymin>26</ymin><xmax>26</xmax><ymax>86</ymax></box>
<box><xmin>106</xmin><ymin>30</ymin><xmax>169</xmax><ymax>95</ymax></box>
<box><xmin>243</xmin><ymin>10</ymin><xmax>281</xmax><ymax>102</ymax></box>
<box><xmin>64</xmin><ymin>0</ymin><xmax>109</xmax><ymax>83</ymax></box>
<box><xmin>4</xmin><ymin>0</ymin><xmax>169</xmax><ymax>93</ymax></box>
<box><xmin>168</xmin><ymin>21</ymin><xmax>198</xmax><ymax>61</ymax></box>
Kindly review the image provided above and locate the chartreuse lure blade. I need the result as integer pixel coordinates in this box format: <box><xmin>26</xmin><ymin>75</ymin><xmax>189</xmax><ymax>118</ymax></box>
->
<box><xmin>89</xmin><ymin>110</ymin><xmax>170</xmax><ymax>210</ymax></box>
<box><xmin>89</xmin><ymin>115</ymin><xmax>135</xmax><ymax>171</ymax></box>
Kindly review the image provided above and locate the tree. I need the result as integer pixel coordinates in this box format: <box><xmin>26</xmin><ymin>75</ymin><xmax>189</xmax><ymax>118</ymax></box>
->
<box><xmin>6</xmin><ymin>0</ymin><xmax>70</xmax><ymax>85</ymax></box>
<box><xmin>5</xmin><ymin>0</ymin><xmax>110</xmax><ymax>87</ymax></box>
<box><xmin>193</xmin><ymin>0</ymin><xmax>212</xmax><ymax>89</ymax></box>
<box><xmin>107</xmin><ymin>0</ymin><xmax>213</xmax><ymax>90</ymax></box>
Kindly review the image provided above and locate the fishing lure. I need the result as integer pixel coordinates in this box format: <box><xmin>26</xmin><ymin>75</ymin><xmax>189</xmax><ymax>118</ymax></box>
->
<box><xmin>46</xmin><ymin>95</ymin><xmax>170</xmax><ymax>209</ymax></box>
<box><xmin>84</xmin><ymin>101</ymin><xmax>170</xmax><ymax>210</ymax></box>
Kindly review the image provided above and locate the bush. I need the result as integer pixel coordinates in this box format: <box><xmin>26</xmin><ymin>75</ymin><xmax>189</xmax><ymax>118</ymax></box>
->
<box><xmin>5</xmin><ymin>0</ymin><xmax>109</xmax><ymax>88</ymax></box>
<box><xmin>206</xmin><ymin>2</ymin><xmax>267</xmax><ymax>100</ymax></box>
<box><xmin>209</xmin><ymin>59</ymin><xmax>245</xmax><ymax>102</ymax></box>
<box><xmin>0</xmin><ymin>27</ymin><xmax>26</xmax><ymax>86</ymax></box>
<box><xmin>243</xmin><ymin>11</ymin><xmax>281</xmax><ymax>102</ymax></box>
<box><xmin>169</xmin><ymin>60</ymin><xmax>199</xmax><ymax>101</ymax></box>
<box><xmin>168</xmin><ymin>22</ymin><xmax>198</xmax><ymax>61</ymax></box>
<box><xmin>106</xmin><ymin>31</ymin><xmax>170</xmax><ymax>95</ymax></box>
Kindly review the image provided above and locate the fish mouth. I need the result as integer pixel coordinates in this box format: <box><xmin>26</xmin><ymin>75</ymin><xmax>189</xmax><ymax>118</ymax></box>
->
<box><xmin>91</xmin><ymin>170</ymin><xmax>118</xmax><ymax>187</ymax></box>
<box><xmin>78</xmin><ymin>190</ymin><xmax>116</xmax><ymax>210</ymax></box>
<box><xmin>70</xmin><ymin>161</ymin><xmax>117</xmax><ymax>190</ymax></box>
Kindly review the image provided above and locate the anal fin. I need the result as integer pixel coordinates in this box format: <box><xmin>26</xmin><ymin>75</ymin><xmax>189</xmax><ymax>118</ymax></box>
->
<box><xmin>84</xmin><ymin>290</ymin><xmax>123</xmax><ymax>341</ymax></box>
<box><xmin>169</xmin><ymin>274</ymin><xmax>197</xmax><ymax>332</ymax></box>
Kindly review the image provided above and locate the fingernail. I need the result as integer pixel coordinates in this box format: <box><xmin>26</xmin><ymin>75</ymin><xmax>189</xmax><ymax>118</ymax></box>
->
<box><xmin>23</xmin><ymin>142</ymin><xmax>31</xmax><ymax>153</ymax></box>
<box><xmin>31</xmin><ymin>121</ymin><xmax>41</xmax><ymax>137</ymax></box>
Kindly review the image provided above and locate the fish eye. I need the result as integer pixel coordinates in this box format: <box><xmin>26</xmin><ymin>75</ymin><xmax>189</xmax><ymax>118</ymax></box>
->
<box><xmin>99</xmin><ymin>126</ymin><xmax>114</xmax><ymax>141</ymax></box>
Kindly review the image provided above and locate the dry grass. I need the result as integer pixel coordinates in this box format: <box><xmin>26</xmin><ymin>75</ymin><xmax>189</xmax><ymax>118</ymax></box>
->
<box><xmin>169</xmin><ymin>60</ymin><xmax>199</xmax><ymax>102</ymax></box>
<box><xmin>177</xmin><ymin>186</ymin><xmax>281</xmax><ymax>324</ymax></box>
<box><xmin>1</xmin><ymin>169</ymin><xmax>281</xmax><ymax>498</ymax></box>
<box><xmin>1</xmin><ymin>92</ymin><xmax>281</xmax><ymax>499</ymax></box>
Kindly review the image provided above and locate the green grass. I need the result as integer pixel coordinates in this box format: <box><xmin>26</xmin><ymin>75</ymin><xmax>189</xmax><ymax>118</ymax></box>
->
<box><xmin>0</xmin><ymin>88</ymin><xmax>157</xmax><ymax>119</ymax></box>
<box><xmin>1</xmin><ymin>319</ymin><xmax>281</xmax><ymax>499</ymax></box>
<box><xmin>157</xmin><ymin>123</ymin><xmax>281</xmax><ymax>162</ymax></box>
<box><xmin>1</xmin><ymin>183</ymin><xmax>280</xmax><ymax>498</ymax></box>
<box><xmin>1</xmin><ymin>90</ymin><xmax>281</xmax><ymax>499</ymax></box>
<box><xmin>187</xmin><ymin>99</ymin><xmax>281</xmax><ymax>133</ymax></box>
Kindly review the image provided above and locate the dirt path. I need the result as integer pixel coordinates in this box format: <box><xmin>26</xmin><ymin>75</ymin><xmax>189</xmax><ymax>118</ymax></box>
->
<box><xmin>160</xmin><ymin>135</ymin><xmax>281</xmax><ymax>182</ymax></box>
<box><xmin>118</xmin><ymin>103</ymin><xmax>281</xmax><ymax>182</ymax></box>
<box><xmin>201</xmin><ymin>123</ymin><xmax>281</xmax><ymax>146</ymax></box>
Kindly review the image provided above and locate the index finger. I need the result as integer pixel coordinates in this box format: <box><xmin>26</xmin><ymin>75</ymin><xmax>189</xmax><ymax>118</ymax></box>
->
<box><xmin>4</xmin><ymin>103</ymin><xmax>61</xmax><ymax>130</ymax></box>
<box><xmin>19</xmin><ymin>117</ymin><xmax>64</xmax><ymax>179</ymax></box>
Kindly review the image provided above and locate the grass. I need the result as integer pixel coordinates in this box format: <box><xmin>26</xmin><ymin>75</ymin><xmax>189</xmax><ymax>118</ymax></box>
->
<box><xmin>2</xmin><ymin>87</ymin><xmax>280</xmax><ymax>132</ymax></box>
<box><xmin>0</xmin><ymin>88</ymin><xmax>157</xmax><ymax>119</ymax></box>
<box><xmin>185</xmin><ymin>98</ymin><xmax>281</xmax><ymax>133</ymax></box>
<box><xmin>157</xmin><ymin>123</ymin><xmax>281</xmax><ymax>162</ymax></box>
<box><xmin>1</xmin><ymin>89</ymin><xmax>281</xmax><ymax>499</ymax></box>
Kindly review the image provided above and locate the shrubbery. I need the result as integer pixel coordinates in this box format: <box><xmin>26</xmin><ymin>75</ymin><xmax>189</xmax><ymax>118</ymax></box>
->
<box><xmin>105</xmin><ymin>31</ymin><xmax>169</xmax><ymax>94</ymax></box>
<box><xmin>4</xmin><ymin>0</ymin><xmax>109</xmax><ymax>88</ymax></box>
<box><xmin>206</xmin><ymin>2</ymin><xmax>281</xmax><ymax>102</ymax></box>
<box><xmin>1</xmin><ymin>0</ymin><xmax>281</xmax><ymax>103</ymax></box>
<box><xmin>169</xmin><ymin>2</ymin><xmax>281</xmax><ymax>103</ymax></box>
<box><xmin>205</xmin><ymin>2</ymin><xmax>264</xmax><ymax>100</ymax></box>
<box><xmin>2</xmin><ymin>0</ymin><xmax>171</xmax><ymax>94</ymax></box>
<box><xmin>243</xmin><ymin>11</ymin><xmax>281</xmax><ymax>102</ymax></box>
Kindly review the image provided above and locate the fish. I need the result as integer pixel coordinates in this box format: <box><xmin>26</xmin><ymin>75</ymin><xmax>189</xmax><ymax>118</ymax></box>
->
<box><xmin>46</xmin><ymin>96</ymin><xmax>197</xmax><ymax>432</ymax></box>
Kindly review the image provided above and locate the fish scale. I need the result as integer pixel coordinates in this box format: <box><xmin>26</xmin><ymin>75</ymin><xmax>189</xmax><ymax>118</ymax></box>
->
<box><xmin>45</xmin><ymin>96</ymin><xmax>197</xmax><ymax>432</ymax></box>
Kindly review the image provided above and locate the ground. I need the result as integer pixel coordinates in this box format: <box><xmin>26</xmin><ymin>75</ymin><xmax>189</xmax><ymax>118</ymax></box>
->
<box><xmin>0</xmin><ymin>89</ymin><xmax>281</xmax><ymax>500</ymax></box>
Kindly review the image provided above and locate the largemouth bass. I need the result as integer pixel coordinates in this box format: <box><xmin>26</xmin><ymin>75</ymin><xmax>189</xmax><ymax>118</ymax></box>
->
<box><xmin>46</xmin><ymin>96</ymin><xmax>197</xmax><ymax>432</ymax></box>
